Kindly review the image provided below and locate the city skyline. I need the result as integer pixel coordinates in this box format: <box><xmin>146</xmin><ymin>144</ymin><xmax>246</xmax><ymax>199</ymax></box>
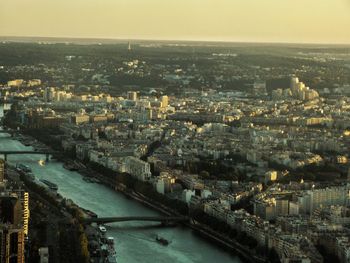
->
<box><xmin>1</xmin><ymin>1</ymin><xmax>350</xmax><ymax>262</ymax></box>
<box><xmin>1</xmin><ymin>0</ymin><xmax>350</xmax><ymax>44</ymax></box>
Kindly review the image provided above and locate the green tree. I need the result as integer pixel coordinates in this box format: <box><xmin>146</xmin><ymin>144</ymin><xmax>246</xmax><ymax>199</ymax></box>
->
<box><xmin>79</xmin><ymin>233</ymin><xmax>90</xmax><ymax>263</ymax></box>
<box><xmin>199</xmin><ymin>170</ymin><xmax>210</xmax><ymax>179</ymax></box>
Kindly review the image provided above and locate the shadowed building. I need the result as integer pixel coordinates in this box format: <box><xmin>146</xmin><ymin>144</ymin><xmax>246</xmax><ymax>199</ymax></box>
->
<box><xmin>0</xmin><ymin>226</ymin><xmax>25</xmax><ymax>263</ymax></box>
<box><xmin>0</xmin><ymin>195</ymin><xmax>25</xmax><ymax>263</ymax></box>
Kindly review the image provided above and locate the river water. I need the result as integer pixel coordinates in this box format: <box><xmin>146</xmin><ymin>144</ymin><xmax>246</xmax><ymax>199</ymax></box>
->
<box><xmin>0</xmin><ymin>105</ymin><xmax>241</xmax><ymax>263</ymax></box>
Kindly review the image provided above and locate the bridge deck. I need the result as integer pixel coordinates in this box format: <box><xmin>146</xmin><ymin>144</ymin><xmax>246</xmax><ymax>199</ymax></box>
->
<box><xmin>0</xmin><ymin>151</ymin><xmax>55</xmax><ymax>161</ymax></box>
<box><xmin>0</xmin><ymin>151</ymin><xmax>54</xmax><ymax>154</ymax></box>
<box><xmin>83</xmin><ymin>216</ymin><xmax>189</xmax><ymax>224</ymax></box>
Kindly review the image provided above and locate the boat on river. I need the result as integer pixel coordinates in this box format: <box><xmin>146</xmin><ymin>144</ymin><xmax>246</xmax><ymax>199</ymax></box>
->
<box><xmin>25</xmin><ymin>172</ymin><xmax>35</xmax><ymax>181</ymax></box>
<box><xmin>101</xmin><ymin>237</ymin><xmax>117</xmax><ymax>263</ymax></box>
<box><xmin>39</xmin><ymin>179</ymin><xmax>58</xmax><ymax>191</ymax></box>
<box><xmin>63</xmin><ymin>162</ymin><xmax>78</xmax><ymax>171</ymax></box>
<box><xmin>16</xmin><ymin>163</ymin><xmax>32</xmax><ymax>173</ymax></box>
<box><xmin>156</xmin><ymin>235</ymin><xmax>170</xmax><ymax>246</ymax></box>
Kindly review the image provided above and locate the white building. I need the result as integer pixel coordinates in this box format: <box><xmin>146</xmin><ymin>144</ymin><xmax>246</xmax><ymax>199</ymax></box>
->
<box><xmin>297</xmin><ymin>186</ymin><xmax>349</xmax><ymax>214</ymax></box>
<box><xmin>161</xmin><ymin>95</ymin><xmax>169</xmax><ymax>108</ymax></box>
<box><xmin>182</xmin><ymin>189</ymin><xmax>196</xmax><ymax>203</ymax></box>
<box><xmin>125</xmin><ymin>156</ymin><xmax>152</xmax><ymax>181</ymax></box>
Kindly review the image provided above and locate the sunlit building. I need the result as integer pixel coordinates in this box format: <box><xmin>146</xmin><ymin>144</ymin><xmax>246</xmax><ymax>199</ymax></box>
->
<box><xmin>161</xmin><ymin>95</ymin><xmax>169</xmax><ymax>108</ymax></box>
<box><xmin>127</xmin><ymin>91</ymin><xmax>138</xmax><ymax>101</ymax></box>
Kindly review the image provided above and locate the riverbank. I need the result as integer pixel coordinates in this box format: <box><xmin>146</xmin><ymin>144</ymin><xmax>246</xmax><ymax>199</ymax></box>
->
<box><xmin>1</xmin><ymin>118</ymin><xmax>261</xmax><ymax>263</ymax></box>
<box><xmin>39</xmin><ymin>135</ymin><xmax>262</xmax><ymax>262</ymax></box>
<box><xmin>123</xmin><ymin>191</ymin><xmax>261</xmax><ymax>263</ymax></box>
<box><xmin>64</xmin><ymin>160</ymin><xmax>261</xmax><ymax>262</ymax></box>
<box><xmin>1</xmin><ymin>107</ymin><xmax>245</xmax><ymax>263</ymax></box>
<box><xmin>118</xmin><ymin>188</ymin><xmax>262</xmax><ymax>263</ymax></box>
<box><xmin>56</xmin><ymin>156</ymin><xmax>263</xmax><ymax>263</ymax></box>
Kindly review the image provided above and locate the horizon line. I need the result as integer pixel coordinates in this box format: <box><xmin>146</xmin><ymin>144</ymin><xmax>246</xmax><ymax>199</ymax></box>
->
<box><xmin>1</xmin><ymin>35</ymin><xmax>350</xmax><ymax>46</ymax></box>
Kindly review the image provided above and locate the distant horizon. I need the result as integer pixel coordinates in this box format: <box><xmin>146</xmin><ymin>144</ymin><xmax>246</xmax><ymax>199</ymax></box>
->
<box><xmin>2</xmin><ymin>0</ymin><xmax>350</xmax><ymax>45</ymax></box>
<box><xmin>1</xmin><ymin>35</ymin><xmax>350</xmax><ymax>47</ymax></box>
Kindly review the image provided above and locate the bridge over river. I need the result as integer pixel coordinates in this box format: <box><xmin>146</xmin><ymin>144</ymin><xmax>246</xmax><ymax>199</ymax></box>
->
<box><xmin>83</xmin><ymin>216</ymin><xmax>189</xmax><ymax>225</ymax></box>
<box><xmin>0</xmin><ymin>150</ymin><xmax>55</xmax><ymax>161</ymax></box>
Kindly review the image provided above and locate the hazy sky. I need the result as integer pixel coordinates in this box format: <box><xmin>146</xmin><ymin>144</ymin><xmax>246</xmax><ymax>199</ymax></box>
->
<box><xmin>1</xmin><ymin>0</ymin><xmax>350</xmax><ymax>43</ymax></box>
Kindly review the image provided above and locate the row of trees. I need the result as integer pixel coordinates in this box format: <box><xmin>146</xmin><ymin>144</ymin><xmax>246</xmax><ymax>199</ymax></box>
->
<box><xmin>183</xmin><ymin>158</ymin><xmax>246</xmax><ymax>181</ymax></box>
<box><xmin>58</xmin><ymin>222</ymin><xmax>89</xmax><ymax>263</ymax></box>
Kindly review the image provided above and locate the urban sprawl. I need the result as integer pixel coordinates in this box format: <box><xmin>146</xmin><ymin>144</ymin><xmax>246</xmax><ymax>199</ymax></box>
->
<box><xmin>1</xmin><ymin>42</ymin><xmax>350</xmax><ymax>263</ymax></box>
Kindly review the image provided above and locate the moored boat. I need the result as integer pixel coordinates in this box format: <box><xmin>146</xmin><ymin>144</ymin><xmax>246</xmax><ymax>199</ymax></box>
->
<box><xmin>39</xmin><ymin>179</ymin><xmax>58</xmax><ymax>191</ymax></box>
<box><xmin>156</xmin><ymin>235</ymin><xmax>169</xmax><ymax>246</ymax></box>
<box><xmin>101</xmin><ymin>236</ymin><xmax>117</xmax><ymax>263</ymax></box>
<box><xmin>16</xmin><ymin>163</ymin><xmax>32</xmax><ymax>173</ymax></box>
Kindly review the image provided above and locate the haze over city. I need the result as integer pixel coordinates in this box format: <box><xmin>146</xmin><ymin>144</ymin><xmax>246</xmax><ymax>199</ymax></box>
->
<box><xmin>1</xmin><ymin>0</ymin><xmax>350</xmax><ymax>44</ymax></box>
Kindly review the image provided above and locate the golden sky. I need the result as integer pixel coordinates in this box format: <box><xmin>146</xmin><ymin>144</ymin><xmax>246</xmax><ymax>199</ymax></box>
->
<box><xmin>1</xmin><ymin>0</ymin><xmax>350</xmax><ymax>43</ymax></box>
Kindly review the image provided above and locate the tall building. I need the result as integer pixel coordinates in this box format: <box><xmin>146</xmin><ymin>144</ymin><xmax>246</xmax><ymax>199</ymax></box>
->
<box><xmin>290</xmin><ymin>76</ymin><xmax>299</xmax><ymax>90</ymax></box>
<box><xmin>289</xmin><ymin>77</ymin><xmax>319</xmax><ymax>101</ymax></box>
<box><xmin>43</xmin><ymin>87</ymin><xmax>56</xmax><ymax>102</ymax></box>
<box><xmin>297</xmin><ymin>186</ymin><xmax>350</xmax><ymax>214</ymax></box>
<box><xmin>305</xmin><ymin>186</ymin><xmax>349</xmax><ymax>213</ymax></box>
<box><xmin>254</xmin><ymin>200</ymin><xmax>276</xmax><ymax>220</ymax></box>
<box><xmin>0</xmin><ymin>226</ymin><xmax>25</xmax><ymax>263</ymax></box>
<box><xmin>127</xmin><ymin>91</ymin><xmax>138</xmax><ymax>101</ymax></box>
<box><xmin>161</xmin><ymin>95</ymin><xmax>169</xmax><ymax>108</ymax></box>
<box><xmin>0</xmin><ymin>194</ymin><xmax>25</xmax><ymax>263</ymax></box>
<box><xmin>0</xmin><ymin>160</ymin><xmax>27</xmax><ymax>263</ymax></box>
<box><xmin>275</xmin><ymin>198</ymin><xmax>289</xmax><ymax>216</ymax></box>
<box><xmin>0</xmin><ymin>196</ymin><xmax>22</xmax><ymax>226</ymax></box>
<box><xmin>11</xmin><ymin>189</ymin><xmax>30</xmax><ymax>237</ymax></box>
<box><xmin>21</xmin><ymin>192</ymin><xmax>29</xmax><ymax>236</ymax></box>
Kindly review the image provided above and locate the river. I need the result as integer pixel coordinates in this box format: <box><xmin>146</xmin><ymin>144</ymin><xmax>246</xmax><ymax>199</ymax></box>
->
<box><xmin>0</xmin><ymin>104</ymin><xmax>242</xmax><ymax>263</ymax></box>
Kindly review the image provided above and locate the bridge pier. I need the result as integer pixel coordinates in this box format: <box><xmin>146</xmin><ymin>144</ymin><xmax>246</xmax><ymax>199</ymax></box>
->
<box><xmin>4</xmin><ymin>154</ymin><xmax>7</xmax><ymax>161</ymax></box>
<box><xmin>161</xmin><ymin>221</ymin><xmax>169</xmax><ymax>226</ymax></box>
